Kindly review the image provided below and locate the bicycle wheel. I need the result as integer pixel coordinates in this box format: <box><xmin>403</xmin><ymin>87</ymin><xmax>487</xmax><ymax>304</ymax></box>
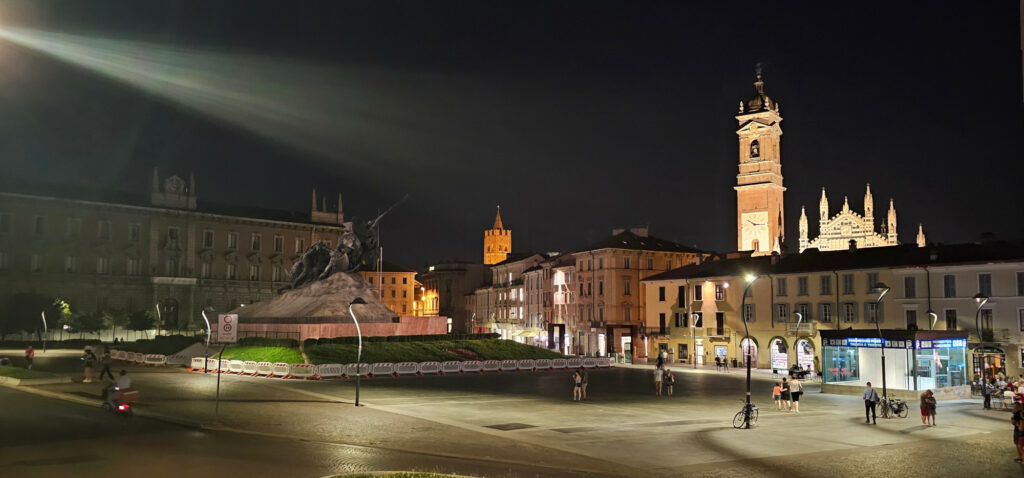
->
<box><xmin>898</xmin><ymin>405</ymin><xmax>909</xmax><ymax>418</ymax></box>
<box><xmin>733</xmin><ymin>411</ymin><xmax>746</xmax><ymax>429</ymax></box>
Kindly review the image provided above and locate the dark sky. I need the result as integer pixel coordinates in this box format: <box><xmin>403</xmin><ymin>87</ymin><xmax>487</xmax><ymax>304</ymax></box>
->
<box><xmin>0</xmin><ymin>1</ymin><xmax>1021</xmax><ymax>268</ymax></box>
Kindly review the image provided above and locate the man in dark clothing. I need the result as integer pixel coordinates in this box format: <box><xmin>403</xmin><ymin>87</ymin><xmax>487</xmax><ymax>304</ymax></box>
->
<box><xmin>862</xmin><ymin>382</ymin><xmax>879</xmax><ymax>424</ymax></box>
<box><xmin>99</xmin><ymin>348</ymin><xmax>114</xmax><ymax>381</ymax></box>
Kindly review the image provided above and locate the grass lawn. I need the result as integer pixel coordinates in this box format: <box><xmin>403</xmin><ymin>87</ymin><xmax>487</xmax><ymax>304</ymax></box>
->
<box><xmin>213</xmin><ymin>346</ymin><xmax>305</xmax><ymax>364</ymax></box>
<box><xmin>0</xmin><ymin>365</ymin><xmax>64</xmax><ymax>380</ymax></box>
<box><xmin>306</xmin><ymin>338</ymin><xmax>563</xmax><ymax>365</ymax></box>
<box><xmin>119</xmin><ymin>335</ymin><xmax>201</xmax><ymax>355</ymax></box>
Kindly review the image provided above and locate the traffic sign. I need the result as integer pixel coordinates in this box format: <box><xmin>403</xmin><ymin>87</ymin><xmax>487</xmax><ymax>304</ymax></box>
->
<box><xmin>217</xmin><ymin>314</ymin><xmax>238</xmax><ymax>343</ymax></box>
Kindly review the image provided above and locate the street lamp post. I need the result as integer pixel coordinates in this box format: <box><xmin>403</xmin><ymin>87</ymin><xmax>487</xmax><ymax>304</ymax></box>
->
<box><xmin>201</xmin><ymin>310</ymin><xmax>213</xmax><ymax>373</ymax></box>
<box><xmin>741</xmin><ymin>274</ymin><xmax>759</xmax><ymax>429</ymax></box>
<box><xmin>871</xmin><ymin>282</ymin><xmax>891</xmax><ymax>400</ymax></box>
<box><xmin>40</xmin><ymin>311</ymin><xmax>48</xmax><ymax>352</ymax></box>
<box><xmin>690</xmin><ymin>316</ymin><xmax>697</xmax><ymax>370</ymax></box>
<box><xmin>927</xmin><ymin>309</ymin><xmax>938</xmax><ymax>330</ymax></box>
<box><xmin>973</xmin><ymin>293</ymin><xmax>990</xmax><ymax>384</ymax></box>
<box><xmin>349</xmin><ymin>297</ymin><xmax>367</xmax><ymax>407</ymax></box>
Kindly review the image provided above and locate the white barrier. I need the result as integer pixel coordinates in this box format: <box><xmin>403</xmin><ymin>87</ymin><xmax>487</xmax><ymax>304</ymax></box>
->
<box><xmin>441</xmin><ymin>361</ymin><xmax>462</xmax><ymax>374</ymax></box>
<box><xmin>482</xmin><ymin>360</ymin><xmax>501</xmax><ymax>372</ymax></box>
<box><xmin>596</xmin><ymin>357</ymin><xmax>612</xmax><ymax>367</ymax></box>
<box><xmin>144</xmin><ymin>354</ymin><xmax>167</xmax><ymax>366</ymax></box>
<box><xmin>288</xmin><ymin>363</ymin><xmax>317</xmax><ymax>379</ymax></box>
<box><xmin>220</xmin><ymin>359</ymin><xmax>231</xmax><ymax>372</ymax></box>
<box><xmin>534</xmin><ymin>359</ymin><xmax>552</xmax><ymax>370</ymax></box>
<box><xmin>500</xmin><ymin>359</ymin><xmax>518</xmax><ymax>372</ymax></box>
<box><xmin>370</xmin><ymin>362</ymin><xmax>395</xmax><ymax>377</ymax></box>
<box><xmin>582</xmin><ymin>357</ymin><xmax>598</xmax><ymax>368</ymax></box>
<box><xmin>189</xmin><ymin>357</ymin><xmax>206</xmax><ymax>371</ymax></box>
<box><xmin>566</xmin><ymin>358</ymin><xmax>583</xmax><ymax>368</ymax></box>
<box><xmin>113</xmin><ymin>350</ymin><xmax>126</xmax><ymax>361</ymax></box>
<box><xmin>205</xmin><ymin>358</ymin><xmax>220</xmax><ymax>372</ymax></box>
<box><xmin>419</xmin><ymin>361</ymin><xmax>442</xmax><ymax>375</ymax></box>
<box><xmin>228</xmin><ymin>360</ymin><xmax>245</xmax><ymax>373</ymax></box>
<box><xmin>256</xmin><ymin>361</ymin><xmax>274</xmax><ymax>376</ymax></box>
<box><xmin>242</xmin><ymin>361</ymin><xmax>259</xmax><ymax>375</ymax></box>
<box><xmin>344</xmin><ymin>363</ymin><xmax>369</xmax><ymax>377</ymax></box>
<box><xmin>395</xmin><ymin>362</ymin><xmax>421</xmax><ymax>375</ymax></box>
<box><xmin>317</xmin><ymin>363</ymin><xmax>344</xmax><ymax>378</ymax></box>
<box><xmin>271</xmin><ymin>362</ymin><xmax>290</xmax><ymax>377</ymax></box>
<box><xmin>461</xmin><ymin>360</ymin><xmax>482</xmax><ymax>373</ymax></box>
<box><xmin>550</xmin><ymin>358</ymin><xmax>567</xmax><ymax>369</ymax></box>
<box><xmin>517</xmin><ymin>359</ymin><xmax>536</xmax><ymax>371</ymax></box>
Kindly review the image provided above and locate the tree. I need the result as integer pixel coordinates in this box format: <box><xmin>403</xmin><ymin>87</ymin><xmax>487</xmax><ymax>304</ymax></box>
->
<box><xmin>128</xmin><ymin>310</ymin><xmax>156</xmax><ymax>339</ymax></box>
<box><xmin>69</xmin><ymin>312</ymin><xmax>106</xmax><ymax>339</ymax></box>
<box><xmin>44</xmin><ymin>299</ymin><xmax>72</xmax><ymax>342</ymax></box>
<box><xmin>103</xmin><ymin>308</ymin><xmax>129</xmax><ymax>341</ymax></box>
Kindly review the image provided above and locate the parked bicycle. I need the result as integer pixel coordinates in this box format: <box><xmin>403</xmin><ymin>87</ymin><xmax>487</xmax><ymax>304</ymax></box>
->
<box><xmin>878</xmin><ymin>397</ymin><xmax>909</xmax><ymax>419</ymax></box>
<box><xmin>733</xmin><ymin>400</ymin><xmax>758</xmax><ymax>429</ymax></box>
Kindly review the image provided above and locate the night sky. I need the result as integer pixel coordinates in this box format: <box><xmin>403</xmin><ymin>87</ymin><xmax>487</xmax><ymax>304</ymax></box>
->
<box><xmin>0</xmin><ymin>1</ymin><xmax>1021</xmax><ymax>268</ymax></box>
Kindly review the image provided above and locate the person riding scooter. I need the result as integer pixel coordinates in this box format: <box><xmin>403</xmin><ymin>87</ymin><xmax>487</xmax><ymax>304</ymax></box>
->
<box><xmin>103</xmin><ymin>370</ymin><xmax>136</xmax><ymax>410</ymax></box>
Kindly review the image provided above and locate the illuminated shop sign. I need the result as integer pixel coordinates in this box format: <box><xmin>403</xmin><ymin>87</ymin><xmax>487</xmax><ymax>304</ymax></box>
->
<box><xmin>824</xmin><ymin>337</ymin><xmax>913</xmax><ymax>349</ymax></box>
<box><xmin>916</xmin><ymin>338</ymin><xmax>967</xmax><ymax>349</ymax></box>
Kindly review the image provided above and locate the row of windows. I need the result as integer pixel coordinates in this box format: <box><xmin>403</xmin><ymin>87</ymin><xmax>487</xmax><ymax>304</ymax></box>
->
<box><xmin>6</xmin><ymin>252</ymin><xmax>290</xmax><ymax>281</ymax></box>
<box><xmin>576</xmin><ymin>255</ymin><xmax>688</xmax><ymax>272</ymax></box>
<box><xmin>577</xmin><ymin>278</ymin><xmax>633</xmax><ymax>297</ymax></box>
<box><xmin>365</xmin><ymin>276</ymin><xmax>409</xmax><ymax>285</ymax></box>
<box><xmin>0</xmin><ymin>213</ymin><xmax>326</xmax><ymax>255</ymax></box>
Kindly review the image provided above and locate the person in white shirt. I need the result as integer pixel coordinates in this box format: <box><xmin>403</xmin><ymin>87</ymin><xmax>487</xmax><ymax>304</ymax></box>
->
<box><xmin>653</xmin><ymin>367</ymin><xmax>664</xmax><ymax>396</ymax></box>
<box><xmin>114</xmin><ymin>370</ymin><xmax>132</xmax><ymax>391</ymax></box>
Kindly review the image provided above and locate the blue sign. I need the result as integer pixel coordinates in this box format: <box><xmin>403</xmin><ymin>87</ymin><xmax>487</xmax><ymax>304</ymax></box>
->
<box><xmin>824</xmin><ymin>337</ymin><xmax>914</xmax><ymax>349</ymax></box>
<box><xmin>916</xmin><ymin>338</ymin><xmax>967</xmax><ymax>349</ymax></box>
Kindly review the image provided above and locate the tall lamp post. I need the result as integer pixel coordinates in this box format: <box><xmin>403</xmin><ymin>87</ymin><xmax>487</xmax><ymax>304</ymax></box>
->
<box><xmin>200</xmin><ymin>309</ymin><xmax>213</xmax><ymax>373</ymax></box>
<box><xmin>927</xmin><ymin>309</ymin><xmax>938</xmax><ymax>330</ymax></box>
<box><xmin>349</xmin><ymin>297</ymin><xmax>367</xmax><ymax>407</ymax></box>
<box><xmin>973</xmin><ymin>293</ymin><xmax>989</xmax><ymax>383</ymax></box>
<box><xmin>871</xmin><ymin>282</ymin><xmax>891</xmax><ymax>400</ymax></box>
<box><xmin>741</xmin><ymin>274</ymin><xmax>760</xmax><ymax>428</ymax></box>
<box><xmin>40</xmin><ymin>311</ymin><xmax>48</xmax><ymax>352</ymax></box>
<box><xmin>690</xmin><ymin>315</ymin><xmax>697</xmax><ymax>370</ymax></box>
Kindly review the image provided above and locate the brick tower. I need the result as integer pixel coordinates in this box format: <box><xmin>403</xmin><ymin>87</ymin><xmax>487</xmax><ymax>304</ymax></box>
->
<box><xmin>483</xmin><ymin>206</ymin><xmax>511</xmax><ymax>265</ymax></box>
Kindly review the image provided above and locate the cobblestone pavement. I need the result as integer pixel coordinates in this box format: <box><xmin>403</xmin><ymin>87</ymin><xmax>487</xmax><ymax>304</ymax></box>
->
<box><xmin>5</xmin><ymin>349</ymin><xmax>1023</xmax><ymax>477</ymax></box>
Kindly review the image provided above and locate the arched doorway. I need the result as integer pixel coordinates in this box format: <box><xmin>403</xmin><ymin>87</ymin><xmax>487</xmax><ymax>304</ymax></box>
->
<box><xmin>769</xmin><ymin>337</ymin><xmax>788</xmax><ymax>371</ymax></box>
<box><xmin>741</xmin><ymin>337</ymin><xmax>758</xmax><ymax>368</ymax></box>
<box><xmin>796</xmin><ymin>339</ymin><xmax>816</xmax><ymax>372</ymax></box>
<box><xmin>972</xmin><ymin>346</ymin><xmax>1005</xmax><ymax>381</ymax></box>
<box><xmin>158</xmin><ymin>298</ymin><xmax>180</xmax><ymax>332</ymax></box>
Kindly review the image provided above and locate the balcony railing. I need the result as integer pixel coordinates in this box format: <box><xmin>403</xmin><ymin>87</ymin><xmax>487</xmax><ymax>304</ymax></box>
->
<box><xmin>786</xmin><ymin>323</ymin><xmax>816</xmax><ymax>336</ymax></box>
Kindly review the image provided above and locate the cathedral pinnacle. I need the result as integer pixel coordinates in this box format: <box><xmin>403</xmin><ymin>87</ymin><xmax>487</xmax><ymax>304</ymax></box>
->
<box><xmin>493</xmin><ymin>205</ymin><xmax>504</xmax><ymax>230</ymax></box>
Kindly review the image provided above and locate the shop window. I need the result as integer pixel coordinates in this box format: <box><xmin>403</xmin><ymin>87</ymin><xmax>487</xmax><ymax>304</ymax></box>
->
<box><xmin>822</xmin><ymin>346</ymin><xmax>860</xmax><ymax>383</ymax></box>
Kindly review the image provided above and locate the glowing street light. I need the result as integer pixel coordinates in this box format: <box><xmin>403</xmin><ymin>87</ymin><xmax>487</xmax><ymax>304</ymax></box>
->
<box><xmin>349</xmin><ymin>297</ymin><xmax>367</xmax><ymax>407</ymax></box>
<box><xmin>871</xmin><ymin>282</ymin><xmax>891</xmax><ymax>400</ymax></box>
<box><xmin>740</xmin><ymin>273</ymin><xmax>761</xmax><ymax>429</ymax></box>
<box><xmin>974</xmin><ymin>293</ymin><xmax>990</xmax><ymax>382</ymax></box>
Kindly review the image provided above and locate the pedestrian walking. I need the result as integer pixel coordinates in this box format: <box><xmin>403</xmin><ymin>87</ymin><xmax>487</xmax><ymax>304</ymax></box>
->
<box><xmin>81</xmin><ymin>348</ymin><xmax>97</xmax><ymax>383</ymax></box>
<box><xmin>656</xmin><ymin>353</ymin><xmax>664</xmax><ymax>370</ymax></box>
<box><xmin>772</xmin><ymin>382</ymin><xmax>783</xmax><ymax>410</ymax></box>
<box><xmin>925</xmin><ymin>390</ymin><xmax>937</xmax><ymax>426</ymax></box>
<box><xmin>24</xmin><ymin>345</ymin><xmax>34</xmax><ymax>370</ymax></box>
<box><xmin>790</xmin><ymin>378</ymin><xmax>803</xmax><ymax>413</ymax></box>
<box><xmin>99</xmin><ymin>348</ymin><xmax>114</xmax><ymax>381</ymax></box>
<box><xmin>654</xmin><ymin>366</ymin><xmax>664</xmax><ymax>396</ymax></box>
<box><xmin>780</xmin><ymin>377</ymin><xmax>792</xmax><ymax>411</ymax></box>
<box><xmin>715</xmin><ymin>356</ymin><xmax>721</xmax><ymax>371</ymax></box>
<box><xmin>664</xmin><ymin>368</ymin><xmax>675</xmax><ymax>396</ymax></box>
<box><xmin>920</xmin><ymin>390</ymin><xmax>931</xmax><ymax>425</ymax></box>
<box><xmin>572</xmin><ymin>370</ymin><xmax>582</xmax><ymax>401</ymax></box>
<box><xmin>983</xmin><ymin>378</ymin><xmax>994</xmax><ymax>409</ymax></box>
<box><xmin>578</xmin><ymin>367</ymin><xmax>589</xmax><ymax>400</ymax></box>
<box><xmin>1012</xmin><ymin>402</ymin><xmax>1024</xmax><ymax>462</ymax></box>
<box><xmin>863</xmin><ymin>382</ymin><xmax>879</xmax><ymax>424</ymax></box>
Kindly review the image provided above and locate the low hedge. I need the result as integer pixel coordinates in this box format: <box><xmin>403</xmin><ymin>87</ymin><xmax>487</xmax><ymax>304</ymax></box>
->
<box><xmin>117</xmin><ymin>335</ymin><xmax>200</xmax><ymax>355</ymax></box>
<box><xmin>236</xmin><ymin>337</ymin><xmax>299</xmax><ymax>348</ymax></box>
<box><xmin>303</xmin><ymin>333</ymin><xmax>499</xmax><ymax>348</ymax></box>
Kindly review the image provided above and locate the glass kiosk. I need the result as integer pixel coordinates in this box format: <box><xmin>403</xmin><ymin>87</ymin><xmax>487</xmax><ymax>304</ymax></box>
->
<box><xmin>820</xmin><ymin>330</ymin><xmax>968</xmax><ymax>391</ymax></box>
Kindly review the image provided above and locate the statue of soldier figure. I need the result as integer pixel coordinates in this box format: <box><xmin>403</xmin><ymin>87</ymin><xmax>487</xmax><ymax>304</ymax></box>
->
<box><xmin>286</xmin><ymin>196</ymin><xmax>405</xmax><ymax>290</ymax></box>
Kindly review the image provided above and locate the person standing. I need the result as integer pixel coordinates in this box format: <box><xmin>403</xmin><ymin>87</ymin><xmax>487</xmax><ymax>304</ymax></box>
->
<box><xmin>1012</xmin><ymin>402</ymin><xmax>1024</xmax><ymax>462</ymax></box>
<box><xmin>656</xmin><ymin>353</ymin><xmax>664</xmax><ymax>370</ymax></box>
<box><xmin>572</xmin><ymin>371</ymin><xmax>582</xmax><ymax>401</ymax></box>
<box><xmin>920</xmin><ymin>390</ymin><xmax>931</xmax><ymax>426</ymax></box>
<box><xmin>780</xmin><ymin>378</ymin><xmax>792</xmax><ymax>411</ymax></box>
<box><xmin>925</xmin><ymin>390</ymin><xmax>937</xmax><ymax>426</ymax></box>
<box><xmin>81</xmin><ymin>348</ymin><xmax>97</xmax><ymax>383</ymax></box>
<box><xmin>664</xmin><ymin>368</ymin><xmax>675</xmax><ymax>396</ymax></box>
<box><xmin>772</xmin><ymin>382</ymin><xmax>783</xmax><ymax>410</ymax></box>
<box><xmin>578</xmin><ymin>367</ymin><xmax>589</xmax><ymax>400</ymax></box>
<box><xmin>654</xmin><ymin>366</ymin><xmax>664</xmax><ymax>396</ymax></box>
<box><xmin>863</xmin><ymin>382</ymin><xmax>879</xmax><ymax>424</ymax></box>
<box><xmin>983</xmin><ymin>378</ymin><xmax>994</xmax><ymax>409</ymax></box>
<box><xmin>24</xmin><ymin>345</ymin><xmax>34</xmax><ymax>370</ymax></box>
<box><xmin>99</xmin><ymin>348</ymin><xmax>114</xmax><ymax>381</ymax></box>
<box><xmin>790</xmin><ymin>378</ymin><xmax>803</xmax><ymax>413</ymax></box>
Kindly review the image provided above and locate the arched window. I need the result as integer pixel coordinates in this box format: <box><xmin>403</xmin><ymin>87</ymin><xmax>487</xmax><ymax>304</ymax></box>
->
<box><xmin>749</xmin><ymin>139</ymin><xmax>760</xmax><ymax>159</ymax></box>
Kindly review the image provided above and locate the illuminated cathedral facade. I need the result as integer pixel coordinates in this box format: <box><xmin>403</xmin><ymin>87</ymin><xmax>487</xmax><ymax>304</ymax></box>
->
<box><xmin>798</xmin><ymin>184</ymin><xmax>926</xmax><ymax>252</ymax></box>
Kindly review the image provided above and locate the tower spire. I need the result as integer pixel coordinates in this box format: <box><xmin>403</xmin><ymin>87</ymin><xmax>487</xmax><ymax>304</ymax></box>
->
<box><xmin>916</xmin><ymin>223</ymin><xmax>926</xmax><ymax>248</ymax></box>
<box><xmin>864</xmin><ymin>183</ymin><xmax>874</xmax><ymax>222</ymax></box>
<box><xmin>887</xmin><ymin>198</ymin><xmax>898</xmax><ymax>244</ymax></box>
<box><xmin>799</xmin><ymin>206</ymin><xmax>809</xmax><ymax>252</ymax></box>
<box><xmin>819</xmin><ymin>188</ymin><xmax>828</xmax><ymax>222</ymax></box>
<box><xmin>493</xmin><ymin>205</ymin><xmax>504</xmax><ymax>230</ymax></box>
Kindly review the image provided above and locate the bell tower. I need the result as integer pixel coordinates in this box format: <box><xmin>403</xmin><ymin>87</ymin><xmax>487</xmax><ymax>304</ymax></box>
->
<box><xmin>735</xmin><ymin>66</ymin><xmax>786</xmax><ymax>255</ymax></box>
<box><xmin>483</xmin><ymin>206</ymin><xmax>511</xmax><ymax>265</ymax></box>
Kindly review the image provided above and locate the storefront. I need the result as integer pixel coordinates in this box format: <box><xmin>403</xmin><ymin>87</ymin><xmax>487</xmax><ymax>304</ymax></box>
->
<box><xmin>972</xmin><ymin>347</ymin><xmax>1006</xmax><ymax>381</ymax></box>
<box><xmin>820</xmin><ymin>330</ymin><xmax>968</xmax><ymax>392</ymax></box>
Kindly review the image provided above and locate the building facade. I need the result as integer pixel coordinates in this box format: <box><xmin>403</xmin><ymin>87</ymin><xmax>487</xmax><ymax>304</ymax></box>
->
<box><xmin>419</xmin><ymin>260</ymin><xmax>489</xmax><ymax>333</ymax></box>
<box><xmin>473</xmin><ymin>253</ymin><xmax>547</xmax><ymax>341</ymax></box>
<box><xmin>799</xmin><ymin>185</ymin><xmax>925</xmax><ymax>252</ymax></box>
<box><xmin>359</xmin><ymin>260</ymin><xmax>418</xmax><ymax>316</ymax></box>
<box><xmin>643</xmin><ymin>242</ymin><xmax>1024</xmax><ymax>389</ymax></box>
<box><xmin>0</xmin><ymin>170</ymin><xmax>346</xmax><ymax>331</ymax></box>
<box><xmin>735</xmin><ymin>67</ymin><xmax>786</xmax><ymax>256</ymax></box>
